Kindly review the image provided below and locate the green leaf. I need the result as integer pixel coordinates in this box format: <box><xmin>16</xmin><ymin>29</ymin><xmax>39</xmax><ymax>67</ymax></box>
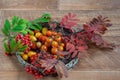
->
<box><xmin>10</xmin><ymin>38</ymin><xmax>17</xmax><ymax>51</ymax></box>
<box><xmin>11</xmin><ymin>24</ymin><xmax>26</xmax><ymax>32</ymax></box>
<box><xmin>34</xmin><ymin>23</ymin><xmax>42</xmax><ymax>30</ymax></box>
<box><xmin>26</xmin><ymin>29</ymin><xmax>34</xmax><ymax>35</ymax></box>
<box><xmin>4</xmin><ymin>19</ymin><xmax>11</xmax><ymax>33</ymax></box>
<box><xmin>18</xmin><ymin>19</ymin><xmax>28</xmax><ymax>25</ymax></box>
<box><xmin>38</xmin><ymin>25</ymin><xmax>42</xmax><ymax>31</ymax></box>
<box><xmin>27</xmin><ymin>22</ymin><xmax>32</xmax><ymax>27</ymax></box>
<box><xmin>17</xmin><ymin>41</ymin><xmax>24</xmax><ymax>48</ymax></box>
<box><xmin>41</xmin><ymin>13</ymin><xmax>51</xmax><ymax>19</ymax></box>
<box><xmin>39</xmin><ymin>18</ymin><xmax>50</xmax><ymax>22</ymax></box>
<box><xmin>29</xmin><ymin>25</ymin><xmax>40</xmax><ymax>30</ymax></box>
<box><xmin>12</xmin><ymin>16</ymin><xmax>19</xmax><ymax>26</ymax></box>
<box><xmin>17</xmin><ymin>45</ymin><xmax>27</xmax><ymax>52</ymax></box>
<box><xmin>16</xmin><ymin>40</ymin><xmax>27</xmax><ymax>52</ymax></box>
<box><xmin>4</xmin><ymin>42</ymin><xmax>11</xmax><ymax>53</ymax></box>
<box><xmin>40</xmin><ymin>13</ymin><xmax>51</xmax><ymax>22</ymax></box>
<box><xmin>2</xmin><ymin>28</ymin><xmax>8</xmax><ymax>36</ymax></box>
<box><xmin>17</xmin><ymin>40</ymin><xmax>21</xmax><ymax>46</ymax></box>
<box><xmin>20</xmin><ymin>30</ymin><xmax>28</xmax><ymax>35</ymax></box>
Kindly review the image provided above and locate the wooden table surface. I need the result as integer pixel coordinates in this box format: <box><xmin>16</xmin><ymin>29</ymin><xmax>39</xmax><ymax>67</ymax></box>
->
<box><xmin>0</xmin><ymin>0</ymin><xmax>120</xmax><ymax>80</ymax></box>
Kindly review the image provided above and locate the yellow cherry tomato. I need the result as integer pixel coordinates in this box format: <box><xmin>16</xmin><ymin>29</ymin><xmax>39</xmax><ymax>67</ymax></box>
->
<box><xmin>42</xmin><ymin>28</ymin><xmax>48</xmax><ymax>35</ymax></box>
<box><xmin>35</xmin><ymin>32</ymin><xmax>42</xmax><ymax>38</ymax></box>
<box><xmin>22</xmin><ymin>54</ymin><xmax>28</xmax><ymax>60</ymax></box>
<box><xmin>30</xmin><ymin>35</ymin><xmax>37</xmax><ymax>42</ymax></box>
<box><xmin>28</xmin><ymin>51</ymin><xmax>36</xmax><ymax>57</ymax></box>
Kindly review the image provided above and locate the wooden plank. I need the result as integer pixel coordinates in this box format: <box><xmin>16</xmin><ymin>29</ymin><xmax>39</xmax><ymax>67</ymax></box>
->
<box><xmin>61</xmin><ymin>71</ymin><xmax>120</xmax><ymax>80</ymax></box>
<box><xmin>0</xmin><ymin>71</ymin><xmax>120</xmax><ymax>80</ymax></box>
<box><xmin>59</xmin><ymin>0</ymin><xmax>120</xmax><ymax>10</ymax></box>
<box><xmin>0</xmin><ymin>0</ymin><xmax>58</xmax><ymax>10</ymax></box>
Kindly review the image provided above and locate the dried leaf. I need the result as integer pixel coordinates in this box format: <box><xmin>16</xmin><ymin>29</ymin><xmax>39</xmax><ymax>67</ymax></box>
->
<box><xmin>72</xmin><ymin>50</ymin><xmax>78</xmax><ymax>58</ymax></box>
<box><xmin>40</xmin><ymin>59</ymin><xmax>58</xmax><ymax>72</ymax></box>
<box><xmin>55</xmin><ymin>61</ymin><xmax>68</xmax><ymax>78</ymax></box>
<box><xmin>66</xmin><ymin>43</ymin><xmax>73</xmax><ymax>50</ymax></box>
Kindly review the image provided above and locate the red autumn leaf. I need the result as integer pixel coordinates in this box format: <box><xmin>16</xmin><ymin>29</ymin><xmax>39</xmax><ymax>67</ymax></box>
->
<box><xmin>71</xmin><ymin>13</ymin><xmax>76</xmax><ymax>18</ymax></box>
<box><xmin>66</xmin><ymin>43</ymin><xmax>74</xmax><ymax>50</ymax></box>
<box><xmin>55</xmin><ymin>61</ymin><xmax>68</xmax><ymax>78</ymax></box>
<box><xmin>72</xmin><ymin>50</ymin><xmax>78</xmax><ymax>58</ymax></box>
<box><xmin>77</xmin><ymin>46</ymin><xmax>87</xmax><ymax>52</ymax></box>
<box><xmin>57</xmin><ymin>51</ymin><xmax>69</xmax><ymax>56</ymax></box>
<box><xmin>68</xmin><ymin>45</ymin><xmax>75</xmax><ymax>53</ymax></box>
<box><xmin>91</xmin><ymin>34</ymin><xmax>104</xmax><ymax>46</ymax></box>
<box><xmin>83</xmin><ymin>24</ymin><xmax>92</xmax><ymax>32</ymax></box>
<box><xmin>65</xmin><ymin>22</ymin><xmax>76</xmax><ymax>28</ymax></box>
<box><xmin>40</xmin><ymin>59</ymin><xmax>58</xmax><ymax>69</ymax></box>
<box><xmin>60</xmin><ymin>13</ymin><xmax>79</xmax><ymax>32</ymax></box>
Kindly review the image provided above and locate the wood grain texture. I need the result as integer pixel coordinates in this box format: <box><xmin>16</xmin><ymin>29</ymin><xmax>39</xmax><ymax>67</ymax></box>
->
<box><xmin>0</xmin><ymin>71</ymin><xmax>120</xmax><ymax>80</ymax></box>
<box><xmin>0</xmin><ymin>0</ymin><xmax>58</xmax><ymax>10</ymax></box>
<box><xmin>0</xmin><ymin>0</ymin><xmax>120</xmax><ymax>80</ymax></box>
<box><xmin>59</xmin><ymin>0</ymin><xmax>120</xmax><ymax>10</ymax></box>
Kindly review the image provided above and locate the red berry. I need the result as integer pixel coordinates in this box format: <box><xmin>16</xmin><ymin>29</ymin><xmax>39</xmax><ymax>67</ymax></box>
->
<box><xmin>4</xmin><ymin>52</ymin><xmax>11</xmax><ymax>56</ymax></box>
<box><xmin>35</xmin><ymin>75</ymin><xmax>39</xmax><ymax>79</ymax></box>
<box><xmin>47</xmin><ymin>69</ymin><xmax>51</xmax><ymax>72</ymax></box>
<box><xmin>35</xmin><ymin>73</ymin><xmax>38</xmax><ymax>76</ymax></box>
<box><xmin>39</xmin><ymin>75</ymin><xmax>43</xmax><ymax>78</ymax></box>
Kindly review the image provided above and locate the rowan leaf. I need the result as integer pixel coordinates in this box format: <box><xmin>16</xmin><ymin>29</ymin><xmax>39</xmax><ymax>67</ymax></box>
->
<box><xmin>4</xmin><ymin>42</ymin><xmax>11</xmax><ymax>53</ymax></box>
<box><xmin>17</xmin><ymin>45</ymin><xmax>27</xmax><ymax>52</ymax></box>
<box><xmin>2</xmin><ymin>19</ymin><xmax>11</xmax><ymax>36</ymax></box>
<box><xmin>11</xmin><ymin>24</ymin><xmax>26</xmax><ymax>32</ymax></box>
<box><xmin>33</xmin><ymin>13</ymin><xmax>51</xmax><ymax>23</ymax></box>
<box><xmin>26</xmin><ymin>29</ymin><xmax>34</xmax><ymax>35</ymax></box>
<box><xmin>60</xmin><ymin>13</ymin><xmax>79</xmax><ymax>32</ymax></box>
<box><xmin>12</xmin><ymin>16</ymin><xmax>19</xmax><ymax>26</ymax></box>
<box><xmin>10</xmin><ymin>38</ymin><xmax>17</xmax><ymax>51</ymax></box>
<box><xmin>91</xmin><ymin>34</ymin><xmax>103</xmax><ymax>45</ymax></box>
<box><xmin>18</xmin><ymin>19</ymin><xmax>28</xmax><ymax>25</ymax></box>
<box><xmin>2</xmin><ymin>28</ymin><xmax>8</xmax><ymax>36</ymax></box>
<box><xmin>66</xmin><ymin>43</ymin><xmax>73</xmax><ymax>50</ymax></box>
<box><xmin>55</xmin><ymin>61</ymin><xmax>68</xmax><ymax>78</ymax></box>
<box><xmin>68</xmin><ymin>45</ymin><xmax>75</xmax><ymax>53</ymax></box>
<box><xmin>72</xmin><ymin>50</ymin><xmax>78</xmax><ymax>58</ymax></box>
<box><xmin>40</xmin><ymin>59</ymin><xmax>58</xmax><ymax>72</ymax></box>
<box><xmin>20</xmin><ymin>30</ymin><xmax>28</xmax><ymax>35</ymax></box>
<box><xmin>83</xmin><ymin>24</ymin><xmax>91</xmax><ymax>32</ymax></box>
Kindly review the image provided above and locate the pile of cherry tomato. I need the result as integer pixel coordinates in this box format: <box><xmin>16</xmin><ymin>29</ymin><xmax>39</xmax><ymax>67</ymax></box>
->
<box><xmin>20</xmin><ymin>27</ymin><xmax>65</xmax><ymax>61</ymax></box>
